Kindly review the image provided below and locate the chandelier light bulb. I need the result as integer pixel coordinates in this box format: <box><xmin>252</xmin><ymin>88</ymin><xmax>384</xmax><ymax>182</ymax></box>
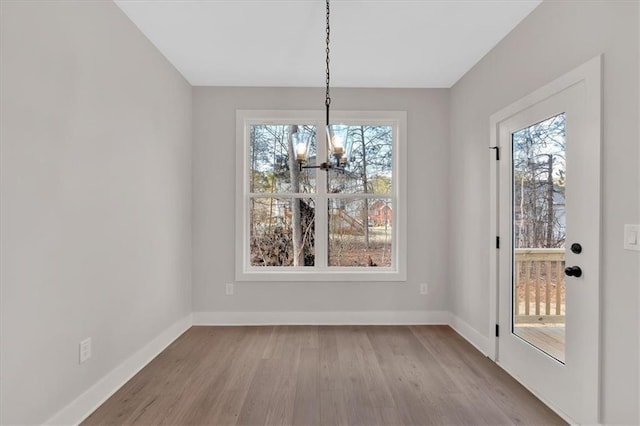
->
<box><xmin>296</xmin><ymin>141</ymin><xmax>308</xmax><ymax>162</ymax></box>
<box><xmin>332</xmin><ymin>135</ymin><xmax>344</xmax><ymax>152</ymax></box>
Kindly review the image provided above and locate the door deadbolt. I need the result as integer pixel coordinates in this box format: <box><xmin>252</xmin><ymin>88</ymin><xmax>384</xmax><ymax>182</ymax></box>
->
<box><xmin>570</xmin><ymin>243</ymin><xmax>582</xmax><ymax>254</ymax></box>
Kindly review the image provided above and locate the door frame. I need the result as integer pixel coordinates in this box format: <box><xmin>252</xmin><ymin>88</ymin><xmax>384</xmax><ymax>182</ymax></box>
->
<box><xmin>488</xmin><ymin>55</ymin><xmax>602</xmax><ymax>423</ymax></box>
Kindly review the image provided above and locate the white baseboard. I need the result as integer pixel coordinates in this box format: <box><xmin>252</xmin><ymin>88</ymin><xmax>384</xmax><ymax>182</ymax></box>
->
<box><xmin>44</xmin><ymin>314</ymin><xmax>193</xmax><ymax>426</ymax></box>
<box><xmin>193</xmin><ymin>310</ymin><xmax>450</xmax><ymax>326</ymax></box>
<box><xmin>448</xmin><ymin>313</ymin><xmax>490</xmax><ymax>356</ymax></box>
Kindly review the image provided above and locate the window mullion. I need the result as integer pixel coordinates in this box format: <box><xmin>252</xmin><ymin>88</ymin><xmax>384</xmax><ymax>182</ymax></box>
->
<box><xmin>315</xmin><ymin>122</ymin><xmax>328</xmax><ymax>268</ymax></box>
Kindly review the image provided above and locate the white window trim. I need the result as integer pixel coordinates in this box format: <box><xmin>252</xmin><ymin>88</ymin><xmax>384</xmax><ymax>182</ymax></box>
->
<box><xmin>235</xmin><ymin>109</ymin><xmax>407</xmax><ymax>282</ymax></box>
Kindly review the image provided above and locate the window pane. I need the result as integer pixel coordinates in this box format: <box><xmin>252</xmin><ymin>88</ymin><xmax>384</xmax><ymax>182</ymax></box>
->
<box><xmin>250</xmin><ymin>125</ymin><xmax>316</xmax><ymax>194</ymax></box>
<box><xmin>250</xmin><ymin>197</ymin><xmax>315</xmax><ymax>266</ymax></box>
<box><xmin>328</xmin><ymin>125</ymin><xmax>393</xmax><ymax>195</ymax></box>
<box><xmin>328</xmin><ymin>198</ymin><xmax>392</xmax><ymax>267</ymax></box>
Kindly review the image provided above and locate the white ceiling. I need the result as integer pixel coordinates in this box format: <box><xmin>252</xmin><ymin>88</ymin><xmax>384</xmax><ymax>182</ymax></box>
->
<box><xmin>114</xmin><ymin>0</ymin><xmax>541</xmax><ymax>88</ymax></box>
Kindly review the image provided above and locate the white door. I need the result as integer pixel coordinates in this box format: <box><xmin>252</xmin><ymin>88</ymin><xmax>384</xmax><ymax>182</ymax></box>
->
<box><xmin>490</xmin><ymin>56</ymin><xmax>601</xmax><ymax>424</ymax></box>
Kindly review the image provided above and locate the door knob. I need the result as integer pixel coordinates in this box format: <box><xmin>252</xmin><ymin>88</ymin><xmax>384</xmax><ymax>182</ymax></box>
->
<box><xmin>564</xmin><ymin>266</ymin><xmax>582</xmax><ymax>277</ymax></box>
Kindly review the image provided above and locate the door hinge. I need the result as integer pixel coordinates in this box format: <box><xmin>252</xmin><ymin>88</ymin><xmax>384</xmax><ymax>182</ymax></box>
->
<box><xmin>495</xmin><ymin>324</ymin><xmax>500</xmax><ymax>337</ymax></box>
<box><xmin>489</xmin><ymin>146</ymin><xmax>500</xmax><ymax>160</ymax></box>
<box><xmin>496</xmin><ymin>236</ymin><xmax>500</xmax><ymax>249</ymax></box>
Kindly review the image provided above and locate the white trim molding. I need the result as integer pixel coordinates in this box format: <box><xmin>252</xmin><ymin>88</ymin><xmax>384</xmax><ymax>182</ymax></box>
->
<box><xmin>193</xmin><ymin>310</ymin><xmax>449</xmax><ymax>326</ymax></box>
<box><xmin>44</xmin><ymin>315</ymin><xmax>192</xmax><ymax>426</ymax></box>
<box><xmin>449</xmin><ymin>313</ymin><xmax>490</xmax><ymax>356</ymax></box>
<box><xmin>235</xmin><ymin>110</ymin><xmax>408</xmax><ymax>282</ymax></box>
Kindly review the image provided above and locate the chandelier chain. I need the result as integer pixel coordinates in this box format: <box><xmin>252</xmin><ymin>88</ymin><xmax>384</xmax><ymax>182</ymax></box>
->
<box><xmin>325</xmin><ymin>0</ymin><xmax>331</xmax><ymax>125</ymax></box>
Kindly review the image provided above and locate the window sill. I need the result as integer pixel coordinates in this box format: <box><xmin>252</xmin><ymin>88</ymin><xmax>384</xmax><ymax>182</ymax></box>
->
<box><xmin>235</xmin><ymin>268</ymin><xmax>407</xmax><ymax>282</ymax></box>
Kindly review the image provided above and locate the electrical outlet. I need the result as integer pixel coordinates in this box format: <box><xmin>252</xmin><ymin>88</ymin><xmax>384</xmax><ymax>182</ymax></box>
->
<box><xmin>79</xmin><ymin>338</ymin><xmax>91</xmax><ymax>364</ymax></box>
<box><xmin>225</xmin><ymin>283</ymin><xmax>234</xmax><ymax>296</ymax></box>
<box><xmin>420</xmin><ymin>283</ymin><xmax>428</xmax><ymax>295</ymax></box>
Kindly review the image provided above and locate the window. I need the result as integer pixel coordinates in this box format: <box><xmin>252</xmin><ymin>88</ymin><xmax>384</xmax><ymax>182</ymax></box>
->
<box><xmin>235</xmin><ymin>110</ymin><xmax>406</xmax><ymax>281</ymax></box>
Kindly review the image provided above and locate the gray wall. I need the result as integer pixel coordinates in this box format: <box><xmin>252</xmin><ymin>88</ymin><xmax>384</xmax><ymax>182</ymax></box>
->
<box><xmin>449</xmin><ymin>1</ymin><xmax>639</xmax><ymax>423</ymax></box>
<box><xmin>0</xmin><ymin>2</ymin><xmax>193</xmax><ymax>424</ymax></box>
<box><xmin>193</xmin><ymin>87</ymin><xmax>449</xmax><ymax>314</ymax></box>
<box><xmin>2</xmin><ymin>0</ymin><xmax>638</xmax><ymax>424</ymax></box>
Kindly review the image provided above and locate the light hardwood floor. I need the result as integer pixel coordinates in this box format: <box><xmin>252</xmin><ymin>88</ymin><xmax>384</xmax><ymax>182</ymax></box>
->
<box><xmin>83</xmin><ymin>326</ymin><xmax>566</xmax><ymax>425</ymax></box>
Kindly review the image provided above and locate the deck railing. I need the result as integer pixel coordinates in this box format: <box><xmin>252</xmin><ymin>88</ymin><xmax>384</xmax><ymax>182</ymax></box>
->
<box><xmin>514</xmin><ymin>248</ymin><xmax>565</xmax><ymax>324</ymax></box>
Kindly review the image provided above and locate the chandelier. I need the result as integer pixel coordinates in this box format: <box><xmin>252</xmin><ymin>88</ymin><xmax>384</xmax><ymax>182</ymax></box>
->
<box><xmin>295</xmin><ymin>0</ymin><xmax>352</xmax><ymax>171</ymax></box>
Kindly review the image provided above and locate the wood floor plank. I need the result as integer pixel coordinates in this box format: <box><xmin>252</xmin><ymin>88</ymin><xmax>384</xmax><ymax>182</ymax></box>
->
<box><xmin>410</xmin><ymin>325</ymin><xmax>563</xmax><ymax>425</ymax></box>
<box><xmin>333</xmin><ymin>327</ymin><xmax>380</xmax><ymax>426</ymax></box>
<box><xmin>234</xmin><ymin>358</ymin><xmax>280</xmax><ymax>426</ymax></box>
<box><xmin>180</xmin><ymin>326</ymin><xmax>275</xmax><ymax>425</ymax></box>
<box><xmin>83</xmin><ymin>325</ymin><xmax>567</xmax><ymax>426</ymax></box>
<box><xmin>346</xmin><ymin>327</ymin><xmax>403</xmax><ymax>425</ymax></box>
<box><xmin>367</xmin><ymin>326</ymin><xmax>464</xmax><ymax>425</ymax></box>
<box><xmin>237</xmin><ymin>326</ymin><xmax>301</xmax><ymax>426</ymax></box>
<box><xmin>334</xmin><ymin>326</ymin><xmax>405</xmax><ymax>426</ymax></box>
<box><xmin>291</xmin><ymin>348</ymin><xmax>320</xmax><ymax>426</ymax></box>
<box><xmin>317</xmin><ymin>326</ymin><xmax>349</xmax><ymax>426</ymax></box>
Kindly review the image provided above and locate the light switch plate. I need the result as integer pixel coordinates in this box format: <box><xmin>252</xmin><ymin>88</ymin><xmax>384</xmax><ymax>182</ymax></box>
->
<box><xmin>623</xmin><ymin>224</ymin><xmax>640</xmax><ymax>251</ymax></box>
<box><xmin>79</xmin><ymin>338</ymin><xmax>91</xmax><ymax>364</ymax></box>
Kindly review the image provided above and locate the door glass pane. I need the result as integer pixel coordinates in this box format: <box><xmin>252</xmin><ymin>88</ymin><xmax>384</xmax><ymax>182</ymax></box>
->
<box><xmin>328</xmin><ymin>198</ymin><xmax>392</xmax><ymax>267</ymax></box>
<box><xmin>512</xmin><ymin>113</ymin><xmax>566</xmax><ymax>363</ymax></box>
